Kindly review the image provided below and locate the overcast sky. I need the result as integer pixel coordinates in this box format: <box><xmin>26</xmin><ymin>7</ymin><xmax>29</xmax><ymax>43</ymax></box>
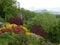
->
<box><xmin>17</xmin><ymin>0</ymin><xmax>60</xmax><ymax>11</ymax></box>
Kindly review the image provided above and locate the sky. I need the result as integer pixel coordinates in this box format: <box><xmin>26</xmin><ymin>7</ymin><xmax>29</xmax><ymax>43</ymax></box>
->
<box><xmin>17</xmin><ymin>0</ymin><xmax>60</xmax><ymax>11</ymax></box>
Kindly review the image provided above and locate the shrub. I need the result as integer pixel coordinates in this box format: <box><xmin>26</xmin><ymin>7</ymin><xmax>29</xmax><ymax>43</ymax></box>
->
<box><xmin>8</xmin><ymin>17</ymin><xmax>23</xmax><ymax>25</ymax></box>
<box><xmin>12</xmin><ymin>25</ymin><xmax>23</xmax><ymax>34</ymax></box>
<box><xmin>31</xmin><ymin>24</ymin><xmax>47</xmax><ymax>38</ymax></box>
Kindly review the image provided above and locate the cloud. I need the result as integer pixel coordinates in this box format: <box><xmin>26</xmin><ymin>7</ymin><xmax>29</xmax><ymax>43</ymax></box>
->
<box><xmin>17</xmin><ymin>0</ymin><xmax>60</xmax><ymax>11</ymax></box>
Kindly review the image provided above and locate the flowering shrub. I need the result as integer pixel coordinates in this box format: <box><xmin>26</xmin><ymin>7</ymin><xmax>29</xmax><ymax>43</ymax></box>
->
<box><xmin>31</xmin><ymin>24</ymin><xmax>47</xmax><ymax>38</ymax></box>
<box><xmin>0</xmin><ymin>23</ymin><xmax>31</xmax><ymax>35</ymax></box>
<box><xmin>5</xmin><ymin>23</ymin><xmax>17</xmax><ymax>29</ymax></box>
<box><xmin>12</xmin><ymin>25</ymin><xmax>23</xmax><ymax>34</ymax></box>
<box><xmin>0</xmin><ymin>22</ymin><xmax>51</xmax><ymax>45</ymax></box>
<box><xmin>20</xmin><ymin>25</ymin><xmax>29</xmax><ymax>32</ymax></box>
<box><xmin>0</xmin><ymin>23</ymin><xmax>32</xmax><ymax>45</ymax></box>
<box><xmin>8</xmin><ymin>17</ymin><xmax>23</xmax><ymax>25</ymax></box>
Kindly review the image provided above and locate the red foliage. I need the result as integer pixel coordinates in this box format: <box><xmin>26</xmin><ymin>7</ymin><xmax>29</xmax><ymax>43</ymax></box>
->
<box><xmin>0</xmin><ymin>31</ymin><xmax>2</xmax><ymax>35</ymax></box>
<box><xmin>12</xmin><ymin>25</ymin><xmax>23</xmax><ymax>34</ymax></box>
<box><xmin>1</xmin><ymin>28</ymin><xmax>8</xmax><ymax>33</ymax></box>
<box><xmin>8</xmin><ymin>17</ymin><xmax>23</xmax><ymax>25</ymax></box>
<box><xmin>31</xmin><ymin>24</ymin><xmax>47</xmax><ymax>38</ymax></box>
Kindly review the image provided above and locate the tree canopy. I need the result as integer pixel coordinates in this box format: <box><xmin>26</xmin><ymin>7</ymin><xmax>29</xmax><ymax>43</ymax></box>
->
<box><xmin>0</xmin><ymin>0</ymin><xmax>19</xmax><ymax>18</ymax></box>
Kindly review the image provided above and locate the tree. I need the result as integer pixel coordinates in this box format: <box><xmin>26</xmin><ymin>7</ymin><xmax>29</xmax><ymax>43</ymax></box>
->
<box><xmin>26</xmin><ymin>12</ymin><xmax>56</xmax><ymax>31</ymax></box>
<box><xmin>20</xmin><ymin>8</ymin><xmax>36</xmax><ymax>23</ymax></box>
<box><xmin>0</xmin><ymin>0</ymin><xmax>19</xmax><ymax>18</ymax></box>
<box><xmin>57</xmin><ymin>19</ymin><xmax>60</xmax><ymax>43</ymax></box>
<box><xmin>25</xmin><ymin>12</ymin><xmax>58</xmax><ymax>43</ymax></box>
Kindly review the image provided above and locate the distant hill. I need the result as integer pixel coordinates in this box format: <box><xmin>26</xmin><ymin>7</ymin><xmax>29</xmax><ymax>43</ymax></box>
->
<box><xmin>34</xmin><ymin>9</ymin><xmax>60</xmax><ymax>14</ymax></box>
<box><xmin>34</xmin><ymin>9</ymin><xmax>47</xmax><ymax>12</ymax></box>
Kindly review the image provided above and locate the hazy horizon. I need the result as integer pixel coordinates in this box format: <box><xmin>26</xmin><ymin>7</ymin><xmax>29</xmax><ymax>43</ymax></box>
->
<box><xmin>17</xmin><ymin>0</ymin><xmax>60</xmax><ymax>12</ymax></box>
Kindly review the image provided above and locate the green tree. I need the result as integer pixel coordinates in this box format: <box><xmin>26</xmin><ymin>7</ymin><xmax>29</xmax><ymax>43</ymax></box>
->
<box><xmin>26</xmin><ymin>12</ymin><xmax>56</xmax><ymax>31</ymax></box>
<box><xmin>0</xmin><ymin>0</ymin><xmax>19</xmax><ymax>20</ymax></box>
<box><xmin>20</xmin><ymin>8</ymin><xmax>36</xmax><ymax>23</ymax></box>
<box><xmin>57</xmin><ymin>19</ymin><xmax>60</xmax><ymax>43</ymax></box>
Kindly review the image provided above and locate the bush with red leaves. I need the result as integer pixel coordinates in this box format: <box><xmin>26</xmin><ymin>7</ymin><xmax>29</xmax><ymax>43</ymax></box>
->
<box><xmin>0</xmin><ymin>28</ymin><xmax>8</xmax><ymax>35</ymax></box>
<box><xmin>1</xmin><ymin>28</ymin><xmax>8</xmax><ymax>33</ymax></box>
<box><xmin>0</xmin><ymin>31</ymin><xmax>2</xmax><ymax>35</ymax></box>
<box><xmin>12</xmin><ymin>25</ymin><xmax>23</xmax><ymax>34</ymax></box>
<box><xmin>31</xmin><ymin>24</ymin><xmax>47</xmax><ymax>38</ymax></box>
<box><xmin>8</xmin><ymin>17</ymin><xmax>23</xmax><ymax>25</ymax></box>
